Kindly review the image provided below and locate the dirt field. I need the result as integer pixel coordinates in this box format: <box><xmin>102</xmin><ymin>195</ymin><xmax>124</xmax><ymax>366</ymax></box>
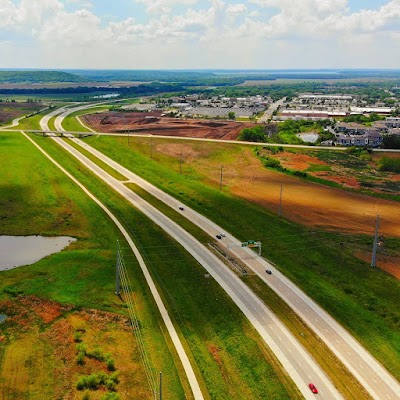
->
<box><xmin>154</xmin><ymin>142</ymin><xmax>400</xmax><ymax>277</ymax></box>
<box><xmin>83</xmin><ymin>112</ymin><xmax>255</xmax><ymax>140</ymax></box>
<box><xmin>0</xmin><ymin>102</ymin><xmax>44</xmax><ymax>124</ymax></box>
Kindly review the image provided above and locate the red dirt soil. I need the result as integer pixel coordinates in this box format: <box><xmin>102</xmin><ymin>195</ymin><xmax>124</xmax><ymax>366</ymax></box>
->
<box><xmin>277</xmin><ymin>152</ymin><xmax>327</xmax><ymax>171</ymax></box>
<box><xmin>83</xmin><ymin>112</ymin><xmax>256</xmax><ymax>140</ymax></box>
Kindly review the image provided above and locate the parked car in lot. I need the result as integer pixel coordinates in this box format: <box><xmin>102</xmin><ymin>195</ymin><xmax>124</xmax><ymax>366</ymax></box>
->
<box><xmin>265</xmin><ymin>270</ymin><xmax>272</xmax><ymax>275</ymax></box>
<box><xmin>308</xmin><ymin>383</ymin><xmax>318</xmax><ymax>394</ymax></box>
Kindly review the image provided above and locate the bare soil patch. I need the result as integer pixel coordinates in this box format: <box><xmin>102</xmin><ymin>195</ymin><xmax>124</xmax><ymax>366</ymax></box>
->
<box><xmin>172</xmin><ymin>145</ymin><xmax>400</xmax><ymax>237</ymax></box>
<box><xmin>83</xmin><ymin>112</ymin><xmax>255</xmax><ymax>140</ymax></box>
<box><xmin>354</xmin><ymin>251</ymin><xmax>400</xmax><ymax>279</ymax></box>
<box><xmin>278</xmin><ymin>152</ymin><xmax>327</xmax><ymax>171</ymax></box>
<box><xmin>267</xmin><ymin>149</ymin><xmax>400</xmax><ymax>195</ymax></box>
<box><xmin>237</xmin><ymin>151</ymin><xmax>400</xmax><ymax>236</ymax></box>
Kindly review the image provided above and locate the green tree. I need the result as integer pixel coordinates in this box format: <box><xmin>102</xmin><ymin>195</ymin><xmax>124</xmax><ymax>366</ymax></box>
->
<box><xmin>228</xmin><ymin>111</ymin><xmax>236</xmax><ymax>120</ymax></box>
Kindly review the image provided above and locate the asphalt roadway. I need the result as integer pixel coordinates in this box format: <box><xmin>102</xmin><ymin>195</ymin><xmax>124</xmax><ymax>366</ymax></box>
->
<box><xmin>45</xmin><ymin>108</ymin><xmax>346</xmax><ymax>399</ymax></box>
<box><xmin>50</xmin><ymin>104</ymin><xmax>400</xmax><ymax>399</ymax></box>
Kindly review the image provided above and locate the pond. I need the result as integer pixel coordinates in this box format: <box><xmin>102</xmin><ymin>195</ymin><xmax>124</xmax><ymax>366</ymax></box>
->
<box><xmin>0</xmin><ymin>236</ymin><xmax>76</xmax><ymax>271</ymax></box>
<box><xmin>0</xmin><ymin>314</ymin><xmax>7</xmax><ymax>323</ymax></box>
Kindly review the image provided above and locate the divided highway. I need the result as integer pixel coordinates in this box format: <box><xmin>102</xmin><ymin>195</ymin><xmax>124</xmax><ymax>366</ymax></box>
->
<box><xmin>70</xmin><ymin>135</ymin><xmax>400</xmax><ymax>400</ymax></box>
<box><xmin>50</xmin><ymin>103</ymin><xmax>400</xmax><ymax>399</ymax></box>
<box><xmin>47</xmin><ymin>107</ymin><xmax>345</xmax><ymax>399</ymax></box>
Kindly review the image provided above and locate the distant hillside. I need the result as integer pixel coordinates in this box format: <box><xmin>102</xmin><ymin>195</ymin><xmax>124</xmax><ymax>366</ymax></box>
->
<box><xmin>0</xmin><ymin>71</ymin><xmax>87</xmax><ymax>83</ymax></box>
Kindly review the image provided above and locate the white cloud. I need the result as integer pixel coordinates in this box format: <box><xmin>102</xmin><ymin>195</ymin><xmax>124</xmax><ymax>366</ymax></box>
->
<box><xmin>135</xmin><ymin>0</ymin><xmax>198</xmax><ymax>14</ymax></box>
<box><xmin>1</xmin><ymin>0</ymin><xmax>400</xmax><ymax>68</ymax></box>
<box><xmin>66</xmin><ymin>0</ymin><xmax>94</xmax><ymax>8</ymax></box>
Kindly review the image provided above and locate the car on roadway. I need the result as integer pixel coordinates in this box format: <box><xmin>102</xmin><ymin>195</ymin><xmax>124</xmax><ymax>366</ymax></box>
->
<box><xmin>265</xmin><ymin>269</ymin><xmax>272</xmax><ymax>275</ymax></box>
<box><xmin>216</xmin><ymin>234</ymin><xmax>222</xmax><ymax>239</ymax></box>
<box><xmin>179</xmin><ymin>206</ymin><xmax>184</xmax><ymax>211</ymax></box>
<box><xmin>308</xmin><ymin>383</ymin><xmax>318</xmax><ymax>394</ymax></box>
<box><xmin>220</xmin><ymin>232</ymin><xmax>226</xmax><ymax>237</ymax></box>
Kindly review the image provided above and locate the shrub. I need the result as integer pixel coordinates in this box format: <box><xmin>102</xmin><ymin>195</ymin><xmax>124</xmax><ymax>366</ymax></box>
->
<box><xmin>82</xmin><ymin>390</ymin><xmax>91</xmax><ymax>400</ymax></box>
<box><xmin>74</xmin><ymin>331</ymin><xmax>83</xmax><ymax>342</ymax></box>
<box><xmin>262</xmin><ymin>157</ymin><xmax>283</xmax><ymax>170</ymax></box>
<box><xmin>76</xmin><ymin>376</ymin><xmax>88</xmax><ymax>391</ymax></box>
<box><xmin>105</xmin><ymin>379</ymin><xmax>117</xmax><ymax>391</ymax></box>
<box><xmin>293</xmin><ymin>170</ymin><xmax>308</xmax><ymax>178</ymax></box>
<box><xmin>110</xmin><ymin>372</ymin><xmax>120</xmax><ymax>384</ymax></box>
<box><xmin>102</xmin><ymin>393</ymin><xmax>120</xmax><ymax>400</ymax></box>
<box><xmin>86</xmin><ymin>374</ymin><xmax>101</xmax><ymax>390</ymax></box>
<box><xmin>106</xmin><ymin>358</ymin><xmax>116</xmax><ymax>371</ymax></box>
<box><xmin>76</xmin><ymin>351</ymin><xmax>85</xmax><ymax>366</ymax></box>
<box><xmin>87</xmin><ymin>348</ymin><xmax>105</xmax><ymax>361</ymax></box>
<box><xmin>76</xmin><ymin>343</ymin><xmax>87</xmax><ymax>354</ymax></box>
<box><xmin>378</xmin><ymin>156</ymin><xmax>400</xmax><ymax>173</ymax></box>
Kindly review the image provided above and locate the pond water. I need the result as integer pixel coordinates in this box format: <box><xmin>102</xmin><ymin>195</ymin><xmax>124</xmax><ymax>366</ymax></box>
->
<box><xmin>0</xmin><ymin>314</ymin><xmax>7</xmax><ymax>323</ymax></box>
<box><xmin>297</xmin><ymin>133</ymin><xmax>320</xmax><ymax>143</ymax></box>
<box><xmin>0</xmin><ymin>236</ymin><xmax>76</xmax><ymax>271</ymax></box>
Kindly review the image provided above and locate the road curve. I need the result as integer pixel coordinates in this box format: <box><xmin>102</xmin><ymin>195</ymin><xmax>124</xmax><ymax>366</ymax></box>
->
<box><xmin>49</xmin><ymin>112</ymin><xmax>345</xmax><ymax>399</ymax></box>
<box><xmin>50</xmin><ymin>99</ymin><xmax>400</xmax><ymax>400</ymax></box>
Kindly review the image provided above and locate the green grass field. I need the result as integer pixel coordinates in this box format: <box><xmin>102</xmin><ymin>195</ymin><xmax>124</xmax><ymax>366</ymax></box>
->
<box><xmin>0</xmin><ymin>131</ymin><xmax>296</xmax><ymax>399</ymax></box>
<box><xmin>61</xmin><ymin>107</ymin><xmax>109</xmax><ymax>132</ymax></box>
<box><xmin>82</xmin><ymin>135</ymin><xmax>400</xmax><ymax>382</ymax></box>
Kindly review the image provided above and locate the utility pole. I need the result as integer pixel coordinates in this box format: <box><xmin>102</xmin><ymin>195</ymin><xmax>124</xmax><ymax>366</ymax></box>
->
<box><xmin>159</xmin><ymin>371</ymin><xmax>162</xmax><ymax>400</ymax></box>
<box><xmin>278</xmin><ymin>184</ymin><xmax>283</xmax><ymax>217</ymax></box>
<box><xmin>150</xmin><ymin>135</ymin><xmax>153</xmax><ymax>158</ymax></box>
<box><xmin>371</xmin><ymin>215</ymin><xmax>380</xmax><ymax>267</ymax></box>
<box><xmin>115</xmin><ymin>241</ymin><xmax>121</xmax><ymax>295</ymax></box>
<box><xmin>219</xmin><ymin>165</ymin><xmax>224</xmax><ymax>190</ymax></box>
<box><xmin>179</xmin><ymin>151</ymin><xmax>183</xmax><ymax>174</ymax></box>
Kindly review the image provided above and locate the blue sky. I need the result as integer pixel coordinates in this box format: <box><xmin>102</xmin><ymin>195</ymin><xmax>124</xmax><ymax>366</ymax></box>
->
<box><xmin>1</xmin><ymin>0</ymin><xmax>399</xmax><ymax>69</ymax></box>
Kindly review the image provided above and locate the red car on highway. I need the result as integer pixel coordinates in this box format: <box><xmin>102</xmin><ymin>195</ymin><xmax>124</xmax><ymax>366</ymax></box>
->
<box><xmin>309</xmin><ymin>383</ymin><xmax>318</xmax><ymax>394</ymax></box>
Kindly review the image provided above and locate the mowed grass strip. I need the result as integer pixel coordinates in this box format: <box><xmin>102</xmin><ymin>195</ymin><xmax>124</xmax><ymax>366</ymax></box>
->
<box><xmin>0</xmin><ymin>131</ymin><xmax>186</xmax><ymax>400</ymax></box>
<box><xmin>82</xmin><ymin>135</ymin><xmax>400</xmax><ymax>381</ymax></box>
<box><xmin>27</xmin><ymin>133</ymin><xmax>297</xmax><ymax>399</ymax></box>
<box><xmin>15</xmin><ymin>111</ymin><xmax>54</xmax><ymax>130</ymax></box>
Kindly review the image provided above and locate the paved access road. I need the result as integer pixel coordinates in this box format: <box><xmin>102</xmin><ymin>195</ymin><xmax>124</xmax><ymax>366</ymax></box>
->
<box><xmin>47</xmin><ymin>108</ymin><xmax>344</xmax><ymax>400</ymax></box>
<box><xmin>258</xmin><ymin>97</ymin><xmax>286</xmax><ymax>122</ymax></box>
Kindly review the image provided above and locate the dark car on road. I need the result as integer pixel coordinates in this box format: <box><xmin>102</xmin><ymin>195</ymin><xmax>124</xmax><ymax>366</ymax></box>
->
<box><xmin>266</xmin><ymin>270</ymin><xmax>272</xmax><ymax>275</ymax></box>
